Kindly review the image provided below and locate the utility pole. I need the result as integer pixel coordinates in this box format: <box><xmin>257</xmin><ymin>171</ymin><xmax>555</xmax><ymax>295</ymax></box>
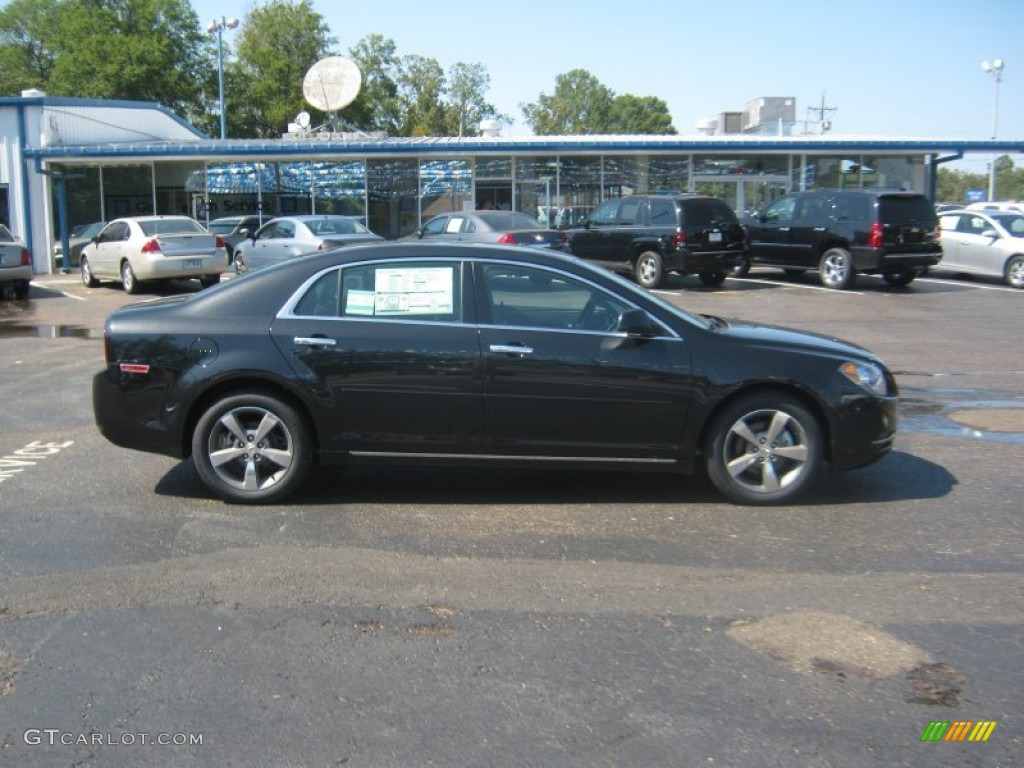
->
<box><xmin>802</xmin><ymin>92</ymin><xmax>838</xmax><ymax>135</ymax></box>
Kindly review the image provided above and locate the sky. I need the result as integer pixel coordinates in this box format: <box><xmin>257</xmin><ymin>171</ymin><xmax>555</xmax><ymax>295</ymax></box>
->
<box><xmin>190</xmin><ymin>0</ymin><xmax>1023</xmax><ymax>172</ymax></box>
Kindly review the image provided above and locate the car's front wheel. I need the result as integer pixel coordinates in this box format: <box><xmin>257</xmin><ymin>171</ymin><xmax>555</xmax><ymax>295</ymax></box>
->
<box><xmin>1005</xmin><ymin>255</ymin><xmax>1024</xmax><ymax>289</ymax></box>
<box><xmin>634</xmin><ymin>251</ymin><xmax>665</xmax><ymax>289</ymax></box>
<box><xmin>234</xmin><ymin>253</ymin><xmax>249</xmax><ymax>275</ymax></box>
<box><xmin>705</xmin><ymin>393</ymin><xmax>823</xmax><ymax>505</ymax></box>
<box><xmin>731</xmin><ymin>256</ymin><xmax>752</xmax><ymax>278</ymax></box>
<box><xmin>81</xmin><ymin>256</ymin><xmax>99</xmax><ymax>287</ymax></box>
<box><xmin>192</xmin><ymin>392</ymin><xmax>312</xmax><ymax>504</ymax></box>
<box><xmin>819</xmin><ymin>248</ymin><xmax>856</xmax><ymax>289</ymax></box>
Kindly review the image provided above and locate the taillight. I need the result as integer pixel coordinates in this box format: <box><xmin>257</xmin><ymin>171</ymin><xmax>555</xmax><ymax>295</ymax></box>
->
<box><xmin>20</xmin><ymin>248</ymin><xmax>30</xmax><ymax>266</ymax></box>
<box><xmin>140</xmin><ymin>238</ymin><xmax>161</xmax><ymax>253</ymax></box>
<box><xmin>560</xmin><ymin>232</ymin><xmax>569</xmax><ymax>247</ymax></box>
<box><xmin>318</xmin><ymin>242</ymin><xmax>326</xmax><ymax>251</ymax></box>
<box><xmin>868</xmin><ymin>222</ymin><xmax>884</xmax><ymax>248</ymax></box>
<box><xmin>670</xmin><ymin>228</ymin><xmax>686</xmax><ymax>248</ymax></box>
<box><xmin>103</xmin><ymin>333</ymin><xmax>111</xmax><ymax>366</ymax></box>
<box><xmin>496</xmin><ymin>233</ymin><xmax>516</xmax><ymax>245</ymax></box>
<box><xmin>215</xmin><ymin>236</ymin><xmax>226</xmax><ymax>249</ymax></box>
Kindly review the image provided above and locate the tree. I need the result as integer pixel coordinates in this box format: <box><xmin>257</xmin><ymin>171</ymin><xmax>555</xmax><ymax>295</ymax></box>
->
<box><xmin>231</xmin><ymin>0</ymin><xmax>336</xmax><ymax>138</ymax></box>
<box><xmin>521</xmin><ymin>69</ymin><xmax>615</xmax><ymax>135</ymax></box>
<box><xmin>0</xmin><ymin>0</ymin><xmax>61</xmax><ymax>95</ymax></box>
<box><xmin>396</xmin><ymin>54</ymin><xmax>447</xmax><ymax>137</ymax></box>
<box><xmin>608</xmin><ymin>94</ymin><xmax>676</xmax><ymax>135</ymax></box>
<box><xmin>937</xmin><ymin>156</ymin><xmax>1023</xmax><ymax>203</ymax></box>
<box><xmin>345</xmin><ymin>34</ymin><xmax>401</xmax><ymax>134</ymax></box>
<box><xmin>446</xmin><ymin>61</ymin><xmax>505</xmax><ymax>137</ymax></box>
<box><xmin>522</xmin><ymin>69</ymin><xmax>676</xmax><ymax>135</ymax></box>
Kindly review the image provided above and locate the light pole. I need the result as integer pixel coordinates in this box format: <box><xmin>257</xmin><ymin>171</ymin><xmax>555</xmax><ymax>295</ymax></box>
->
<box><xmin>208</xmin><ymin>16</ymin><xmax>239</xmax><ymax>140</ymax></box>
<box><xmin>981</xmin><ymin>57</ymin><xmax>1004</xmax><ymax>201</ymax></box>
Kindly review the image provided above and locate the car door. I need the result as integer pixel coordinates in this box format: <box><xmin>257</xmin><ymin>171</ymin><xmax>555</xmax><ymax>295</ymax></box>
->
<box><xmin>789</xmin><ymin>192</ymin><xmax>833</xmax><ymax>269</ymax></box>
<box><xmin>90</xmin><ymin>220</ymin><xmax>130</xmax><ymax>278</ymax></box>
<box><xmin>569</xmin><ymin>199</ymin><xmax>620</xmax><ymax>265</ymax></box>
<box><xmin>248</xmin><ymin>220</ymin><xmax>297</xmax><ymax>270</ymax></box>
<box><xmin>938</xmin><ymin>213</ymin><xmax>965</xmax><ymax>270</ymax></box>
<box><xmin>746</xmin><ymin>194</ymin><xmax>798</xmax><ymax>265</ymax></box>
<box><xmin>270</xmin><ymin>259</ymin><xmax>482</xmax><ymax>457</ymax></box>
<box><xmin>951</xmin><ymin>213</ymin><xmax>1002</xmax><ymax>277</ymax></box>
<box><xmin>476</xmin><ymin>261</ymin><xmax>692</xmax><ymax>460</ymax></box>
<box><xmin>416</xmin><ymin>215</ymin><xmax>462</xmax><ymax>242</ymax></box>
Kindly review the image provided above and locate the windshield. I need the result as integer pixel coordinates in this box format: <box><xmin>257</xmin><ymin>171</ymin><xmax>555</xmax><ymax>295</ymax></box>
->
<box><xmin>992</xmin><ymin>213</ymin><xmax>1024</xmax><ymax>236</ymax></box>
<box><xmin>207</xmin><ymin>220</ymin><xmax>240</xmax><ymax>234</ymax></box>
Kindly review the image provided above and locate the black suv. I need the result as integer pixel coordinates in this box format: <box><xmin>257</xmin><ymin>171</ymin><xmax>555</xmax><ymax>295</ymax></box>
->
<box><xmin>567</xmin><ymin>194</ymin><xmax>747</xmax><ymax>289</ymax></box>
<box><xmin>739</xmin><ymin>189</ymin><xmax>942</xmax><ymax>289</ymax></box>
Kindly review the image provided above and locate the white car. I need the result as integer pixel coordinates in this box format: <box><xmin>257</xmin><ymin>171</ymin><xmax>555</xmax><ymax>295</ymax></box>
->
<box><xmin>80</xmin><ymin>216</ymin><xmax>229</xmax><ymax>293</ymax></box>
<box><xmin>233</xmin><ymin>215</ymin><xmax>383</xmax><ymax>274</ymax></box>
<box><xmin>938</xmin><ymin>209</ymin><xmax>1024</xmax><ymax>288</ymax></box>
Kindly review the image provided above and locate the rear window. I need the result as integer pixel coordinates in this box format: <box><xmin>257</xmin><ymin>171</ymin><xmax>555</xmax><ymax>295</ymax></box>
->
<box><xmin>476</xmin><ymin>212</ymin><xmax>540</xmax><ymax>231</ymax></box>
<box><xmin>682</xmin><ymin>199</ymin><xmax>738</xmax><ymax>228</ymax></box>
<box><xmin>140</xmin><ymin>218</ymin><xmax>206</xmax><ymax>236</ymax></box>
<box><xmin>877</xmin><ymin>196</ymin><xmax>937</xmax><ymax>227</ymax></box>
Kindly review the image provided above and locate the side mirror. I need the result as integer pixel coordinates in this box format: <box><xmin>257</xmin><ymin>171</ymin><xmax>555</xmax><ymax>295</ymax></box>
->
<box><xmin>617</xmin><ymin>308</ymin><xmax>659</xmax><ymax>336</ymax></box>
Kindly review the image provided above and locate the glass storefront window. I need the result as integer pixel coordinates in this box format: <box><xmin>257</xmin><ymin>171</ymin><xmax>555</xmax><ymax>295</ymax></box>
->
<box><xmin>475</xmin><ymin>157</ymin><xmax>511</xmax><ymax>178</ymax></box>
<box><xmin>368</xmin><ymin>159</ymin><xmax>418</xmax><ymax>239</ymax></box>
<box><xmin>103</xmin><ymin>165</ymin><xmax>154</xmax><ymax>218</ymax></box>
<box><xmin>602</xmin><ymin>156</ymin><xmax>640</xmax><ymax>199</ymax></box>
<box><xmin>420</xmin><ymin>159</ymin><xmax>472</xmax><ymax>220</ymax></box>
<box><xmin>645</xmin><ymin>156</ymin><xmax>690</xmax><ymax>194</ymax></box>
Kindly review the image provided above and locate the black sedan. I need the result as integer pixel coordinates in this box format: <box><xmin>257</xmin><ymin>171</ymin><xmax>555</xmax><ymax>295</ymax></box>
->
<box><xmin>93</xmin><ymin>243</ymin><xmax>898</xmax><ymax>506</ymax></box>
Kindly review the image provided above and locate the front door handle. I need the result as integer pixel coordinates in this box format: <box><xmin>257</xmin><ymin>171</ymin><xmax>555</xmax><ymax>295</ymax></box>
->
<box><xmin>489</xmin><ymin>344</ymin><xmax>533</xmax><ymax>356</ymax></box>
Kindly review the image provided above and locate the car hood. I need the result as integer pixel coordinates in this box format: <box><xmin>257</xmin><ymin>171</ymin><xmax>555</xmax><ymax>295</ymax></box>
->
<box><xmin>711</xmin><ymin>316</ymin><xmax>881</xmax><ymax>362</ymax></box>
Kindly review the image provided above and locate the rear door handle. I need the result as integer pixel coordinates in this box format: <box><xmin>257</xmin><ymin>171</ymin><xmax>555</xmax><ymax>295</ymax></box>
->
<box><xmin>294</xmin><ymin>336</ymin><xmax>336</xmax><ymax>347</ymax></box>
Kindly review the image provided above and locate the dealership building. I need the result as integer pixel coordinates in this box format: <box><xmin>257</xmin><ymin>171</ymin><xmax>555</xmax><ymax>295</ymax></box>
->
<box><xmin>2</xmin><ymin>91</ymin><xmax>1023</xmax><ymax>276</ymax></box>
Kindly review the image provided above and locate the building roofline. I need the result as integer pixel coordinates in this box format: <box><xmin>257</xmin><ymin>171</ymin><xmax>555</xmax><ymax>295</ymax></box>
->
<box><xmin>1</xmin><ymin>94</ymin><xmax>207</xmax><ymax>139</ymax></box>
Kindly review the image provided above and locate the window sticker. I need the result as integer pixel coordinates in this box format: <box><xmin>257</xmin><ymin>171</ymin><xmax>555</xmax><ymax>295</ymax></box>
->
<box><xmin>374</xmin><ymin>267</ymin><xmax>455</xmax><ymax>315</ymax></box>
<box><xmin>445</xmin><ymin>218</ymin><xmax>463</xmax><ymax>234</ymax></box>
<box><xmin>345</xmin><ymin>289</ymin><xmax>376</xmax><ymax>315</ymax></box>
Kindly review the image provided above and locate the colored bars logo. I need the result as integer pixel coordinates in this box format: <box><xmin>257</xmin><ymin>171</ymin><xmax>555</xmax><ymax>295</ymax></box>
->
<box><xmin>921</xmin><ymin>721</ymin><xmax>997</xmax><ymax>742</ymax></box>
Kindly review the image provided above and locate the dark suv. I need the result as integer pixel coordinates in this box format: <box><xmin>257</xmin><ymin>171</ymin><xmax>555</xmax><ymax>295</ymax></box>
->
<box><xmin>740</xmin><ymin>189</ymin><xmax>942</xmax><ymax>289</ymax></box>
<box><xmin>567</xmin><ymin>194</ymin><xmax>747</xmax><ymax>289</ymax></box>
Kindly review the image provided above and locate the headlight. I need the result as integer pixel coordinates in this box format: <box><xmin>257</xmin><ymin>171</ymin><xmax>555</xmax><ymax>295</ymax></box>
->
<box><xmin>839</xmin><ymin>361</ymin><xmax>888</xmax><ymax>395</ymax></box>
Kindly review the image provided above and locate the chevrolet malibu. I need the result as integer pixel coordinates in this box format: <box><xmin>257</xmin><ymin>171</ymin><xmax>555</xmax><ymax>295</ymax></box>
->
<box><xmin>80</xmin><ymin>216</ymin><xmax>228</xmax><ymax>294</ymax></box>
<box><xmin>93</xmin><ymin>243</ymin><xmax>898</xmax><ymax>505</ymax></box>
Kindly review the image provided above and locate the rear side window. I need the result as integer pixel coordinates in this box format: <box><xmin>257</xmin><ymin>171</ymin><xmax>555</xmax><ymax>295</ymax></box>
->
<box><xmin>878</xmin><ymin>196</ymin><xmax>937</xmax><ymax>227</ymax></box>
<box><xmin>649</xmin><ymin>199</ymin><xmax>676</xmax><ymax>226</ymax></box>
<box><xmin>682</xmin><ymin>199</ymin><xmax>738</xmax><ymax>228</ymax></box>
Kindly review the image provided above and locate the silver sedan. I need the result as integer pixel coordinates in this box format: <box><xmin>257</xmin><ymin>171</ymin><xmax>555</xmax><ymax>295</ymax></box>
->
<box><xmin>408</xmin><ymin>211</ymin><xmax>569</xmax><ymax>250</ymax></box>
<box><xmin>234</xmin><ymin>215</ymin><xmax>384</xmax><ymax>273</ymax></box>
<box><xmin>938</xmin><ymin>210</ymin><xmax>1024</xmax><ymax>288</ymax></box>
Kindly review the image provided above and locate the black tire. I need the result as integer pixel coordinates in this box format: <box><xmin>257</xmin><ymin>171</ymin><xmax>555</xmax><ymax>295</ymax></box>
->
<box><xmin>1005</xmin><ymin>255</ymin><xmax>1024</xmax><ymax>289</ymax></box>
<box><xmin>883</xmin><ymin>268</ymin><xmax>917</xmax><ymax>287</ymax></box>
<box><xmin>234</xmin><ymin>253</ymin><xmax>249</xmax><ymax>275</ymax></box>
<box><xmin>634</xmin><ymin>251</ymin><xmax>665</xmax><ymax>289</ymax></box>
<box><xmin>121</xmin><ymin>261</ymin><xmax>141</xmax><ymax>294</ymax></box>
<box><xmin>705</xmin><ymin>393</ymin><xmax>823</xmax><ymax>505</ymax></box>
<box><xmin>81</xmin><ymin>256</ymin><xmax>100</xmax><ymax>287</ymax></box>
<box><xmin>200</xmin><ymin>274</ymin><xmax>221</xmax><ymax>288</ymax></box>
<box><xmin>192</xmin><ymin>392</ymin><xmax>312</xmax><ymax>504</ymax></box>
<box><xmin>12</xmin><ymin>281</ymin><xmax>30</xmax><ymax>300</ymax></box>
<box><xmin>818</xmin><ymin>248</ymin><xmax>857</xmax><ymax>289</ymax></box>
<box><xmin>698</xmin><ymin>270</ymin><xmax>727</xmax><ymax>287</ymax></box>
<box><xmin>731</xmin><ymin>256</ymin><xmax>751</xmax><ymax>278</ymax></box>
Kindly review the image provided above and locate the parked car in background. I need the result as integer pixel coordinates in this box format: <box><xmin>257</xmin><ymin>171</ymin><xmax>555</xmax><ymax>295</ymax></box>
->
<box><xmin>79</xmin><ymin>216</ymin><xmax>228</xmax><ymax>294</ymax></box>
<box><xmin>233</xmin><ymin>215</ymin><xmax>384</xmax><ymax>274</ymax></box>
<box><xmin>0</xmin><ymin>223</ymin><xmax>32</xmax><ymax>300</ymax></box>
<box><xmin>555</xmin><ymin>206</ymin><xmax>593</xmax><ymax>230</ymax></box>
<box><xmin>53</xmin><ymin>221</ymin><xmax>105</xmax><ymax>269</ymax></box>
<box><xmin>206</xmin><ymin>215</ymin><xmax>263</xmax><ymax>261</ymax></box>
<box><xmin>93</xmin><ymin>242</ymin><xmax>898</xmax><ymax>506</ymax></box>
<box><xmin>409</xmin><ymin>211</ymin><xmax>569</xmax><ymax>250</ymax></box>
<box><xmin>567</xmin><ymin>194</ymin><xmax>747</xmax><ymax>289</ymax></box>
<box><xmin>937</xmin><ymin>209</ymin><xmax>1024</xmax><ymax>288</ymax></box>
<box><xmin>739</xmin><ymin>189</ymin><xmax>942</xmax><ymax>289</ymax></box>
<box><xmin>965</xmin><ymin>201</ymin><xmax>1024</xmax><ymax>214</ymax></box>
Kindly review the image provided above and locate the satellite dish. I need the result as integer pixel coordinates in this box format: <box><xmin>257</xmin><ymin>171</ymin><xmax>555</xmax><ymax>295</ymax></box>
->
<box><xmin>302</xmin><ymin>57</ymin><xmax>362</xmax><ymax>113</ymax></box>
<box><xmin>295</xmin><ymin>111</ymin><xmax>311</xmax><ymax>130</ymax></box>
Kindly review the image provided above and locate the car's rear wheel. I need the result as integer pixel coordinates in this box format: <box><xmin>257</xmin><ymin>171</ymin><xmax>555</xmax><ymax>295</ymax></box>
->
<box><xmin>705</xmin><ymin>393</ymin><xmax>823</xmax><ymax>505</ymax></box>
<box><xmin>883</xmin><ymin>268</ymin><xmax>917</xmax><ymax>287</ymax></box>
<box><xmin>698</xmin><ymin>270</ymin><xmax>727</xmax><ymax>287</ymax></box>
<box><xmin>192</xmin><ymin>393</ymin><xmax>312</xmax><ymax>504</ymax></box>
<box><xmin>634</xmin><ymin>251</ymin><xmax>665</xmax><ymax>289</ymax></box>
<box><xmin>12</xmin><ymin>281</ymin><xmax>29</xmax><ymax>300</ymax></box>
<box><xmin>1005</xmin><ymin>255</ymin><xmax>1024</xmax><ymax>289</ymax></box>
<box><xmin>200</xmin><ymin>274</ymin><xmax>221</xmax><ymax>289</ymax></box>
<box><xmin>81</xmin><ymin>256</ymin><xmax>99</xmax><ymax>287</ymax></box>
<box><xmin>819</xmin><ymin>248</ymin><xmax>856</xmax><ymax>289</ymax></box>
<box><xmin>121</xmin><ymin>261</ymin><xmax>141</xmax><ymax>294</ymax></box>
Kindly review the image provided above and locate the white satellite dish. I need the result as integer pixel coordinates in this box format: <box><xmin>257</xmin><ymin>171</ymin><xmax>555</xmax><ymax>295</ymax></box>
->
<box><xmin>302</xmin><ymin>57</ymin><xmax>362</xmax><ymax>113</ymax></box>
<box><xmin>295</xmin><ymin>111</ymin><xmax>311</xmax><ymax>130</ymax></box>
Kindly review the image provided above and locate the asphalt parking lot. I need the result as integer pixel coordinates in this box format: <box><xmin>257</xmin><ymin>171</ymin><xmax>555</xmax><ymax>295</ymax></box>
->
<box><xmin>0</xmin><ymin>267</ymin><xmax>1021</xmax><ymax>766</ymax></box>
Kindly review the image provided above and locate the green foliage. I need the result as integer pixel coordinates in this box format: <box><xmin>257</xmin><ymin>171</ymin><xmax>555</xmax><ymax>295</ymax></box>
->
<box><xmin>232</xmin><ymin>0</ymin><xmax>336</xmax><ymax>138</ymax></box>
<box><xmin>522</xmin><ymin>69</ymin><xmax>676</xmax><ymax>135</ymax></box>
<box><xmin>0</xmin><ymin>0</ymin><xmax>61</xmax><ymax>94</ymax></box>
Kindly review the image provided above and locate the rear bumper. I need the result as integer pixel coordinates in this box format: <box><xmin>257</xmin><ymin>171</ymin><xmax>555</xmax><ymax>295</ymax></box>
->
<box><xmin>666</xmin><ymin>248</ymin><xmax>746</xmax><ymax>274</ymax></box>
<box><xmin>853</xmin><ymin>248</ymin><xmax>942</xmax><ymax>272</ymax></box>
<box><xmin>131</xmin><ymin>252</ymin><xmax>229</xmax><ymax>280</ymax></box>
